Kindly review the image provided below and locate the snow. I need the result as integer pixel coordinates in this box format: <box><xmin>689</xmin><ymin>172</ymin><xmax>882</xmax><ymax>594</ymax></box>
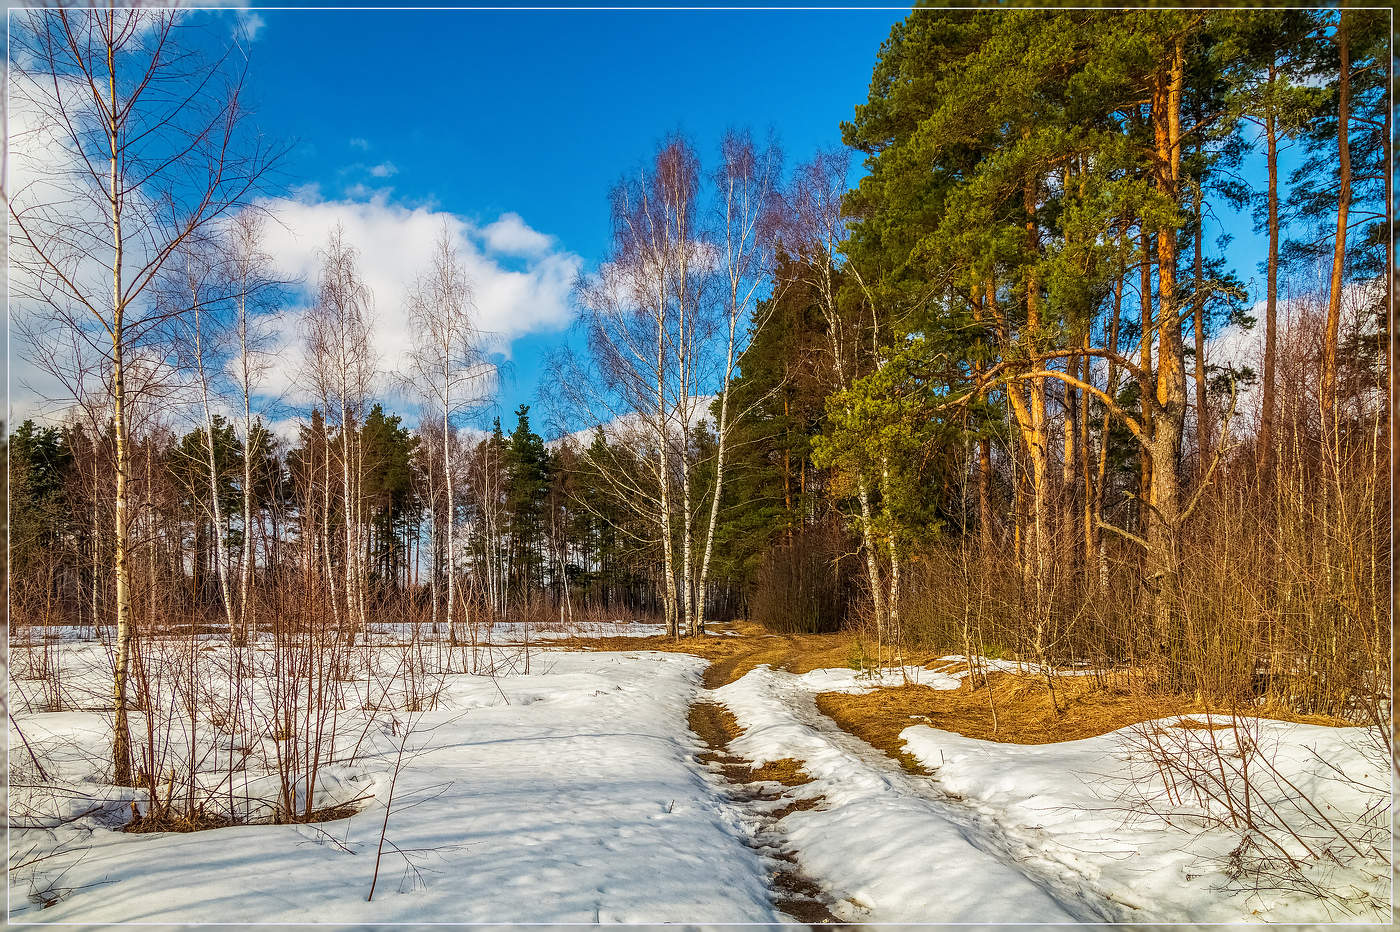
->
<box><xmin>713</xmin><ymin>662</ymin><xmax>1392</xmax><ymax>924</ymax></box>
<box><xmin>9</xmin><ymin>646</ymin><xmax>783</xmax><ymax>923</ymax></box>
<box><xmin>932</xmin><ymin>653</ymin><xmax>1102</xmax><ymax>677</ymax></box>
<box><xmin>899</xmin><ymin>717</ymin><xmax>1393</xmax><ymax>923</ymax></box>
<box><xmin>10</xmin><ymin>637</ymin><xmax>1390</xmax><ymax>925</ymax></box>
<box><xmin>714</xmin><ymin>664</ymin><xmax>1095</xmax><ymax>922</ymax></box>
<box><xmin>17</xmin><ymin>618</ymin><xmax>678</xmax><ymax>647</ymax></box>
<box><xmin>363</xmin><ymin>618</ymin><xmax>671</xmax><ymax>642</ymax></box>
<box><xmin>791</xmin><ymin>664</ymin><xmax>958</xmax><ymax>694</ymax></box>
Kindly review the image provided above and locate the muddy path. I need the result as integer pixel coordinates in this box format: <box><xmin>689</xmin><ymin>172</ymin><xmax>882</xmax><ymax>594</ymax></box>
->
<box><xmin>553</xmin><ymin>620</ymin><xmax>903</xmax><ymax>691</ymax></box>
<box><xmin>687</xmin><ymin>697</ymin><xmax>839</xmax><ymax>924</ymax></box>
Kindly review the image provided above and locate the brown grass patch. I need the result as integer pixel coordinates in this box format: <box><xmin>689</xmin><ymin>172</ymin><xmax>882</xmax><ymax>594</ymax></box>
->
<box><xmin>815</xmin><ymin>688</ymin><xmax>936</xmax><ymax>774</ymax></box>
<box><xmin>552</xmin><ymin>619</ymin><xmax>926</xmax><ymax>688</ymax></box>
<box><xmin>817</xmin><ymin>671</ymin><xmax>1356</xmax><ymax>773</ymax></box>
<box><xmin>124</xmin><ymin>808</ymin><xmax>235</xmax><ymax>834</ymax></box>
<box><xmin>124</xmin><ymin>798</ymin><xmax>363</xmax><ymax>834</ymax></box>
<box><xmin>771</xmin><ymin>794</ymin><xmax>825</xmax><ymax>819</ymax></box>
<box><xmin>699</xmin><ymin>627</ymin><xmax>863</xmax><ymax>689</ymax></box>
<box><xmin>747</xmin><ymin>757</ymin><xmax>813</xmax><ymax>786</ymax></box>
<box><xmin>689</xmin><ymin>699</ymin><xmax>742</xmax><ymax>748</ymax></box>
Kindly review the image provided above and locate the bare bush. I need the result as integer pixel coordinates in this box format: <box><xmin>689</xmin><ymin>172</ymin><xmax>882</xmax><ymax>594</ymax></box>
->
<box><xmin>750</xmin><ymin>522</ymin><xmax>853</xmax><ymax>634</ymax></box>
<box><xmin>1120</xmin><ymin>713</ymin><xmax>1391</xmax><ymax>917</ymax></box>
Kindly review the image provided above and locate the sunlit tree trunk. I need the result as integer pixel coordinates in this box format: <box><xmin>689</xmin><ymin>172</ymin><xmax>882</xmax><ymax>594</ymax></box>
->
<box><xmin>1258</xmin><ymin>58</ymin><xmax>1281</xmax><ymax>475</ymax></box>
<box><xmin>1145</xmin><ymin>37</ymin><xmax>1188</xmax><ymax>665</ymax></box>
<box><xmin>1321</xmin><ymin>11</ymin><xmax>1351</xmax><ymax>420</ymax></box>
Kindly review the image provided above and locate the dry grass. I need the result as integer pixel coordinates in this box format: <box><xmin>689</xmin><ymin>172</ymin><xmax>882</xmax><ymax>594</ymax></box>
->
<box><xmin>123</xmin><ymin>797</ymin><xmax>365</xmax><ymax>834</ymax></box>
<box><xmin>123</xmin><ymin>808</ymin><xmax>235</xmax><ymax>834</ymax></box>
<box><xmin>688</xmin><ymin>699</ymin><xmax>743</xmax><ymax>748</ymax></box>
<box><xmin>747</xmin><ymin>758</ymin><xmax>813</xmax><ymax>786</ymax></box>
<box><xmin>815</xmin><ymin>671</ymin><xmax>1355</xmax><ymax>774</ymax></box>
<box><xmin>771</xmin><ymin>794</ymin><xmax>825</xmax><ymax>819</ymax></box>
<box><xmin>563</xmin><ymin>623</ymin><xmax>1354</xmax><ymax>779</ymax></box>
<box><xmin>557</xmin><ymin>619</ymin><xmax>944</xmax><ymax>688</ymax></box>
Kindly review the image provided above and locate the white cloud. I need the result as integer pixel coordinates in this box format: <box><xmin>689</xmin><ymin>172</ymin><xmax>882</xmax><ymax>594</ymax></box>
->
<box><xmin>1205</xmin><ymin>276</ymin><xmax>1383</xmax><ymax>429</ymax></box>
<box><xmin>343</xmin><ymin>182</ymin><xmax>381</xmax><ymax>200</ymax></box>
<box><xmin>251</xmin><ymin>194</ymin><xmax>582</xmax><ymax>413</ymax></box>
<box><xmin>8</xmin><ymin>69</ymin><xmax>580</xmax><ymax>430</ymax></box>
<box><xmin>482</xmin><ymin>212</ymin><xmax>555</xmax><ymax>257</ymax></box>
<box><xmin>554</xmin><ymin>395</ymin><xmax>718</xmax><ymax>451</ymax></box>
<box><xmin>369</xmin><ymin>161</ymin><xmax>398</xmax><ymax>179</ymax></box>
<box><xmin>236</xmin><ymin>11</ymin><xmax>266</xmax><ymax>42</ymax></box>
<box><xmin>349</xmin><ymin>137</ymin><xmax>370</xmax><ymax>151</ymax></box>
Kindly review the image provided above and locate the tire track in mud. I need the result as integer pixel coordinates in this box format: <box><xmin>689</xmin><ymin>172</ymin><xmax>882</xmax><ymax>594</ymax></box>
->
<box><xmin>688</xmin><ymin>694</ymin><xmax>840</xmax><ymax>924</ymax></box>
<box><xmin>761</xmin><ymin>671</ymin><xmax>1135</xmax><ymax>923</ymax></box>
<box><xmin>688</xmin><ymin>634</ymin><xmax>1127</xmax><ymax>924</ymax></box>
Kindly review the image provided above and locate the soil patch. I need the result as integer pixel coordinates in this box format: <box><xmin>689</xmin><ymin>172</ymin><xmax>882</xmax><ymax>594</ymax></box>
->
<box><xmin>771</xmin><ymin>868</ymin><xmax>838</xmax><ymax>924</ymax></box>
<box><xmin>688</xmin><ymin>698</ymin><xmax>743</xmax><ymax>748</ymax></box>
<box><xmin>771</xmin><ymin>794</ymin><xmax>826</xmax><ymax>819</ymax></box>
<box><xmin>748</xmin><ymin>757</ymin><xmax>813</xmax><ymax>787</ymax></box>
<box><xmin>686</xmin><ymin>693</ymin><xmax>837</xmax><ymax>923</ymax></box>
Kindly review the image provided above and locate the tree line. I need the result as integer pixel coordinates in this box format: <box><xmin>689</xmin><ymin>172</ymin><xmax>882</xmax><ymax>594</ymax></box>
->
<box><xmin>7</xmin><ymin>4</ymin><xmax>1391</xmax><ymax>798</ymax></box>
<box><xmin>811</xmin><ymin>7</ymin><xmax>1389</xmax><ymax>713</ymax></box>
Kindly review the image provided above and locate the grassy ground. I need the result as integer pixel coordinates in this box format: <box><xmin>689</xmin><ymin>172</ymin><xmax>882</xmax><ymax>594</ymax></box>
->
<box><xmin>556</xmin><ymin>620</ymin><xmax>1353</xmax><ymax>775</ymax></box>
<box><xmin>553</xmin><ymin>619</ymin><xmax>944</xmax><ymax>688</ymax></box>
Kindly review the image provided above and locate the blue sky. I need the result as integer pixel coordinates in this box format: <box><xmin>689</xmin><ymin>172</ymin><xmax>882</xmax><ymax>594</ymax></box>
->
<box><xmin>250</xmin><ymin>8</ymin><xmax>906</xmax><ymax>250</ymax></box>
<box><xmin>239</xmin><ymin>8</ymin><xmax>916</xmax><ymax>424</ymax></box>
<box><xmin>8</xmin><ymin>5</ymin><xmax>1291</xmax><ymax>433</ymax></box>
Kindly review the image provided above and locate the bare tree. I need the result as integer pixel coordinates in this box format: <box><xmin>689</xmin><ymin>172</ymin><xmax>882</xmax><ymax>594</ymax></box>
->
<box><xmin>172</xmin><ymin>241</ymin><xmax>239</xmax><ymax>640</ymax></box>
<box><xmin>564</xmin><ymin>139</ymin><xmax>698</xmax><ymax>637</ymax></box>
<box><xmin>224</xmin><ymin>211</ymin><xmax>283</xmax><ymax>635</ymax></box>
<box><xmin>302</xmin><ymin>225</ymin><xmax>378</xmax><ymax>644</ymax></box>
<box><xmin>403</xmin><ymin>225</ymin><xmax>493</xmax><ymax>649</ymax></box>
<box><xmin>8</xmin><ymin>8</ymin><xmax>282</xmax><ymax>784</ymax></box>
<box><xmin>693</xmin><ymin>131</ymin><xmax>783</xmax><ymax>635</ymax></box>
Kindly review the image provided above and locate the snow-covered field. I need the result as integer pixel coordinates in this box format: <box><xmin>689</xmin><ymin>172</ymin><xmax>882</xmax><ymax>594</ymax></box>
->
<box><xmin>9</xmin><ymin>645</ymin><xmax>781</xmax><ymax>923</ymax></box>
<box><xmin>18</xmin><ymin>618</ymin><xmax>678</xmax><ymax>646</ymax></box>
<box><xmin>8</xmin><ymin>637</ymin><xmax>1393</xmax><ymax>924</ymax></box>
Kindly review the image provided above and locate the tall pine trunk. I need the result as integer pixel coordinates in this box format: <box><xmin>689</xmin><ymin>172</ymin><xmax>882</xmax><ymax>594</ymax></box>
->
<box><xmin>1321</xmin><ymin>12</ymin><xmax>1351</xmax><ymax>419</ymax></box>
<box><xmin>1191</xmin><ymin>183</ymin><xmax>1210</xmax><ymax>467</ymax></box>
<box><xmin>1259</xmin><ymin>59</ymin><xmax>1281</xmax><ymax>474</ymax></box>
<box><xmin>1146</xmin><ymin>39</ymin><xmax>1189</xmax><ymax>670</ymax></box>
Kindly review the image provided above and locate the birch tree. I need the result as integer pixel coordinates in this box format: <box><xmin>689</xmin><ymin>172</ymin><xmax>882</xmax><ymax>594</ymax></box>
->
<box><xmin>224</xmin><ymin>211</ymin><xmax>282</xmax><ymax>633</ymax></box>
<box><xmin>693</xmin><ymin>131</ymin><xmax>783</xmax><ymax>636</ymax></box>
<box><xmin>9</xmin><ymin>8</ymin><xmax>279</xmax><ymax>784</ymax></box>
<box><xmin>174</xmin><ymin>243</ymin><xmax>239</xmax><ymax>640</ymax></box>
<box><xmin>303</xmin><ymin>226</ymin><xmax>378</xmax><ymax>644</ymax></box>
<box><xmin>563</xmin><ymin>140</ymin><xmax>698</xmax><ymax>637</ymax></box>
<box><xmin>403</xmin><ymin>226</ymin><xmax>491</xmax><ymax>646</ymax></box>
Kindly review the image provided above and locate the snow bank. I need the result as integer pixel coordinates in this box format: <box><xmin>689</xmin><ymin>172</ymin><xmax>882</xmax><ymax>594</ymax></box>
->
<box><xmin>715</xmin><ymin>663</ymin><xmax>1097</xmax><ymax>922</ymax></box>
<box><xmin>9</xmin><ymin>650</ymin><xmax>782</xmax><ymax>924</ymax></box>
<box><xmin>899</xmin><ymin>717</ymin><xmax>1392</xmax><ymax>923</ymax></box>
<box><xmin>363</xmin><ymin>618</ymin><xmax>670</xmax><ymax>642</ymax></box>
<box><xmin>932</xmin><ymin>653</ymin><xmax>1101</xmax><ymax>677</ymax></box>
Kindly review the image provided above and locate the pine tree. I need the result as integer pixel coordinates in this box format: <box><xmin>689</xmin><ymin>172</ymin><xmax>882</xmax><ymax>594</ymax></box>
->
<box><xmin>504</xmin><ymin>405</ymin><xmax>552</xmax><ymax>600</ymax></box>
